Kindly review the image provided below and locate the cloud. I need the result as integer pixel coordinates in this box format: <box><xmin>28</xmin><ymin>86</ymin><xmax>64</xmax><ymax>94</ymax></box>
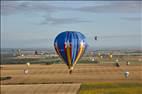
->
<box><xmin>1</xmin><ymin>1</ymin><xmax>20</xmax><ymax>15</ymax></box>
<box><xmin>2</xmin><ymin>1</ymin><xmax>141</xmax><ymax>16</ymax></box>
<box><xmin>1</xmin><ymin>1</ymin><xmax>63</xmax><ymax>16</ymax></box>
<box><xmin>1</xmin><ymin>1</ymin><xmax>90</xmax><ymax>25</ymax></box>
<box><xmin>76</xmin><ymin>1</ymin><xmax>142</xmax><ymax>13</ymax></box>
<box><xmin>121</xmin><ymin>17</ymin><xmax>142</xmax><ymax>21</ymax></box>
<box><xmin>40</xmin><ymin>16</ymin><xmax>91</xmax><ymax>25</ymax></box>
<box><xmin>1</xmin><ymin>1</ymin><xmax>141</xmax><ymax>25</ymax></box>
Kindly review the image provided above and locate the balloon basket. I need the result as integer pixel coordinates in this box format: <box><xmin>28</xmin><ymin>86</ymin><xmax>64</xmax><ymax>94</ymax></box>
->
<box><xmin>69</xmin><ymin>70</ymin><xmax>72</xmax><ymax>74</ymax></box>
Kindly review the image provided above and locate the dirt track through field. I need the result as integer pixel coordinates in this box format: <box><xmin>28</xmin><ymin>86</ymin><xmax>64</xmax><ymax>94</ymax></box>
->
<box><xmin>1</xmin><ymin>84</ymin><xmax>81</xmax><ymax>94</ymax></box>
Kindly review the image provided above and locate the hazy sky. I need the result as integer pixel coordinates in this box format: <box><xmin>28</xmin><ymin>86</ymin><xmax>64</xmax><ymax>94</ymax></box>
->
<box><xmin>1</xmin><ymin>1</ymin><xmax>142</xmax><ymax>49</ymax></box>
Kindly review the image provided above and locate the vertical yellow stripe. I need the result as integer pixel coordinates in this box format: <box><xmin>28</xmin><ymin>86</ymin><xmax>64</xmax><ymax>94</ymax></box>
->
<box><xmin>66</xmin><ymin>47</ymin><xmax>71</xmax><ymax>66</ymax></box>
<box><xmin>73</xmin><ymin>45</ymin><xmax>84</xmax><ymax>65</ymax></box>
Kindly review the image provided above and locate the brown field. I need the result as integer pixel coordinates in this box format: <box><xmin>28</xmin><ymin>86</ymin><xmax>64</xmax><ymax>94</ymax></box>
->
<box><xmin>1</xmin><ymin>84</ymin><xmax>80</xmax><ymax>94</ymax></box>
<box><xmin>1</xmin><ymin>64</ymin><xmax>142</xmax><ymax>84</ymax></box>
<box><xmin>1</xmin><ymin>63</ymin><xmax>142</xmax><ymax>94</ymax></box>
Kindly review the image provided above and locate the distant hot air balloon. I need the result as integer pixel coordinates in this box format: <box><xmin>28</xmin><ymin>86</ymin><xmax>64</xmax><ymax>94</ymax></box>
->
<box><xmin>24</xmin><ymin>69</ymin><xmax>29</xmax><ymax>74</ymax></box>
<box><xmin>116</xmin><ymin>59</ymin><xmax>119</xmax><ymax>62</ymax></box>
<box><xmin>24</xmin><ymin>62</ymin><xmax>30</xmax><ymax>75</ymax></box>
<box><xmin>94</xmin><ymin>36</ymin><xmax>97</xmax><ymax>40</ymax></box>
<box><xmin>91</xmin><ymin>58</ymin><xmax>95</xmax><ymax>62</ymax></box>
<box><xmin>54</xmin><ymin>31</ymin><xmax>87</xmax><ymax>74</ymax></box>
<box><xmin>108</xmin><ymin>53</ymin><xmax>113</xmax><ymax>59</ymax></box>
<box><xmin>100</xmin><ymin>56</ymin><xmax>103</xmax><ymax>59</ymax></box>
<box><xmin>115</xmin><ymin>59</ymin><xmax>120</xmax><ymax>67</ymax></box>
<box><xmin>26</xmin><ymin>62</ymin><xmax>30</xmax><ymax>67</ymax></box>
<box><xmin>124</xmin><ymin>71</ymin><xmax>129</xmax><ymax>78</ymax></box>
<box><xmin>126</xmin><ymin>61</ymin><xmax>130</xmax><ymax>66</ymax></box>
<box><xmin>109</xmin><ymin>55</ymin><xmax>113</xmax><ymax>59</ymax></box>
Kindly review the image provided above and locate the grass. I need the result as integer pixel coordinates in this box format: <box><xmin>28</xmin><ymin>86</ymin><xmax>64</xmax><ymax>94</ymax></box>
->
<box><xmin>0</xmin><ymin>76</ymin><xmax>12</xmax><ymax>81</ymax></box>
<box><xmin>78</xmin><ymin>82</ymin><xmax>142</xmax><ymax>94</ymax></box>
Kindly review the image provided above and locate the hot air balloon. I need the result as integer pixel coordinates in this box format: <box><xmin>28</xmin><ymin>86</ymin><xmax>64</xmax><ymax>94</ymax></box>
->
<box><xmin>108</xmin><ymin>53</ymin><xmax>113</xmax><ymax>59</ymax></box>
<box><xmin>126</xmin><ymin>61</ymin><xmax>130</xmax><ymax>66</ymax></box>
<box><xmin>115</xmin><ymin>59</ymin><xmax>120</xmax><ymax>67</ymax></box>
<box><xmin>24</xmin><ymin>69</ymin><xmax>29</xmax><ymax>74</ymax></box>
<box><xmin>124</xmin><ymin>71</ymin><xmax>129</xmax><ymax>78</ymax></box>
<box><xmin>116</xmin><ymin>59</ymin><xmax>119</xmax><ymax>62</ymax></box>
<box><xmin>94</xmin><ymin>36</ymin><xmax>97</xmax><ymax>40</ymax></box>
<box><xmin>54</xmin><ymin>31</ymin><xmax>87</xmax><ymax>74</ymax></box>
<box><xmin>91</xmin><ymin>58</ymin><xmax>95</xmax><ymax>62</ymax></box>
<box><xmin>109</xmin><ymin>54</ymin><xmax>113</xmax><ymax>59</ymax></box>
<box><xmin>26</xmin><ymin>62</ymin><xmax>30</xmax><ymax>67</ymax></box>
<box><xmin>100</xmin><ymin>55</ymin><xmax>103</xmax><ymax>59</ymax></box>
<box><xmin>24</xmin><ymin>62</ymin><xmax>30</xmax><ymax>75</ymax></box>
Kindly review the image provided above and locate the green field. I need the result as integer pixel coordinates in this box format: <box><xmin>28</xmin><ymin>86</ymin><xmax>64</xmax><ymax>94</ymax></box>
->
<box><xmin>78</xmin><ymin>82</ymin><xmax>142</xmax><ymax>94</ymax></box>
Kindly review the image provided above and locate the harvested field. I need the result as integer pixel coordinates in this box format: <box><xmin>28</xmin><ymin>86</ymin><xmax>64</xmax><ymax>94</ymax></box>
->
<box><xmin>1</xmin><ymin>64</ymin><xmax>142</xmax><ymax>84</ymax></box>
<box><xmin>1</xmin><ymin>63</ymin><xmax>142</xmax><ymax>94</ymax></box>
<box><xmin>1</xmin><ymin>84</ymin><xmax>80</xmax><ymax>94</ymax></box>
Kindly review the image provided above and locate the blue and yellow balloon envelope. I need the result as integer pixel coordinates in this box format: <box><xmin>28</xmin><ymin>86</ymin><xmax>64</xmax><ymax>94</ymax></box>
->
<box><xmin>54</xmin><ymin>31</ymin><xmax>87</xmax><ymax>74</ymax></box>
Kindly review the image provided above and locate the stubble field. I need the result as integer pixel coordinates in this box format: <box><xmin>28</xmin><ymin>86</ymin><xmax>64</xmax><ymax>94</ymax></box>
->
<box><xmin>1</xmin><ymin>63</ymin><xmax>142</xmax><ymax>94</ymax></box>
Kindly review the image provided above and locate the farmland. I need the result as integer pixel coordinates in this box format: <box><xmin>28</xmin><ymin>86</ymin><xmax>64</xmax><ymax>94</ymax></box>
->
<box><xmin>1</xmin><ymin>51</ymin><xmax>142</xmax><ymax>94</ymax></box>
<box><xmin>1</xmin><ymin>62</ymin><xmax>142</xmax><ymax>94</ymax></box>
